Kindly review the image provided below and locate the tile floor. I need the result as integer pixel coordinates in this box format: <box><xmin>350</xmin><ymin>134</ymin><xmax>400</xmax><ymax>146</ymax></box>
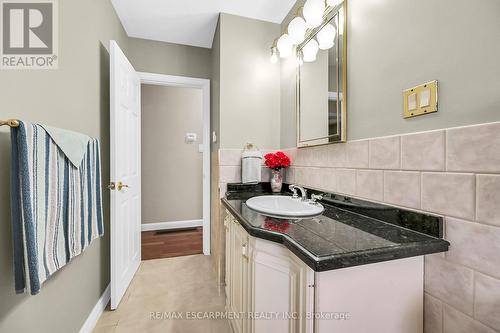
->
<box><xmin>94</xmin><ymin>254</ymin><xmax>231</xmax><ymax>333</ymax></box>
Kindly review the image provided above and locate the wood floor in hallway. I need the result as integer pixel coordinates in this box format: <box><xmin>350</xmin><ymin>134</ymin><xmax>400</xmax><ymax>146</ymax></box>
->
<box><xmin>141</xmin><ymin>227</ymin><xmax>203</xmax><ymax>260</ymax></box>
<box><xmin>94</xmin><ymin>255</ymin><xmax>231</xmax><ymax>333</ymax></box>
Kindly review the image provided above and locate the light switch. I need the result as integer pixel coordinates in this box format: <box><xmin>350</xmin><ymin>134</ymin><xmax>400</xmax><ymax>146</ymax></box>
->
<box><xmin>403</xmin><ymin>80</ymin><xmax>438</xmax><ymax>118</ymax></box>
<box><xmin>419</xmin><ymin>88</ymin><xmax>431</xmax><ymax>107</ymax></box>
<box><xmin>408</xmin><ymin>93</ymin><xmax>417</xmax><ymax>111</ymax></box>
<box><xmin>185</xmin><ymin>133</ymin><xmax>197</xmax><ymax>143</ymax></box>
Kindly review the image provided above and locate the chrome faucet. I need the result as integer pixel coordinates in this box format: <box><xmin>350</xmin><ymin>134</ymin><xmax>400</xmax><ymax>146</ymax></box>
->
<box><xmin>289</xmin><ymin>185</ymin><xmax>307</xmax><ymax>201</ymax></box>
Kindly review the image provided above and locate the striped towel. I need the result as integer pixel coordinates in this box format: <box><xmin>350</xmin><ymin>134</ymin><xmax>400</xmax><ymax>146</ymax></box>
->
<box><xmin>10</xmin><ymin>121</ymin><xmax>104</xmax><ymax>295</ymax></box>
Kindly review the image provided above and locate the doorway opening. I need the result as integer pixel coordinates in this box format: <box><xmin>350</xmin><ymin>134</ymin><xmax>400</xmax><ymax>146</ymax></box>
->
<box><xmin>139</xmin><ymin>72</ymin><xmax>211</xmax><ymax>258</ymax></box>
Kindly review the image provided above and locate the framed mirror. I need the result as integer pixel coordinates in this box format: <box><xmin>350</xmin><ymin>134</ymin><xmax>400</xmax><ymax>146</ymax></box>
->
<box><xmin>296</xmin><ymin>2</ymin><xmax>347</xmax><ymax>147</ymax></box>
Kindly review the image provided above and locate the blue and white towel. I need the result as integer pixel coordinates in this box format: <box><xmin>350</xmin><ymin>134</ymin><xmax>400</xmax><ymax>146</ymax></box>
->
<box><xmin>10</xmin><ymin>121</ymin><xmax>104</xmax><ymax>295</ymax></box>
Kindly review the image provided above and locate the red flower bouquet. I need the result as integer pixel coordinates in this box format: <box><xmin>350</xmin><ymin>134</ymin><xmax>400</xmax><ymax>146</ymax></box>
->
<box><xmin>264</xmin><ymin>151</ymin><xmax>291</xmax><ymax>171</ymax></box>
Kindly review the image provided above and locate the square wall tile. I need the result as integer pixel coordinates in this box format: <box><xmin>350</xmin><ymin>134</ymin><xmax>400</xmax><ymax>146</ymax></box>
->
<box><xmin>327</xmin><ymin>143</ymin><xmax>346</xmax><ymax>167</ymax></box>
<box><xmin>261</xmin><ymin>167</ymin><xmax>271</xmax><ymax>182</ymax></box>
<box><xmin>219</xmin><ymin>166</ymin><xmax>241</xmax><ymax>183</ymax></box>
<box><xmin>356</xmin><ymin>170</ymin><xmax>383</xmax><ymax>201</ymax></box>
<box><xmin>474</xmin><ymin>272</ymin><xmax>500</xmax><ymax>331</ymax></box>
<box><xmin>424</xmin><ymin>255</ymin><xmax>474</xmax><ymax>315</ymax></box>
<box><xmin>305</xmin><ymin>167</ymin><xmax>323</xmax><ymax>189</ymax></box>
<box><xmin>447</xmin><ymin>122</ymin><xmax>500</xmax><ymax>173</ymax></box>
<box><xmin>421</xmin><ymin>173</ymin><xmax>475</xmax><ymax>220</ymax></box>
<box><xmin>294</xmin><ymin>167</ymin><xmax>306</xmax><ymax>186</ymax></box>
<box><xmin>219</xmin><ymin>149</ymin><xmax>242</xmax><ymax>166</ymax></box>
<box><xmin>335</xmin><ymin>169</ymin><xmax>356</xmax><ymax>196</ymax></box>
<box><xmin>305</xmin><ymin>168</ymin><xmax>335</xmax><ymax>191</ymax></box>
<box><xmin>294</xmin><ymin>148</ymin><xmax>312</xmax><ymax>167</ymax></box>
<box><xmin>346</xmin><ymin>140</ymin><xmax>369</xmax><ymax>168</ymax></box>
<box><xmin>369</xmin><ymin>136</ymin><xmax>401</xmax><ymax>169</ymax></box>
<box><xmin>310</xmin><ymin>146</ymin><xmax>329</xmax><ymax>167</ymax></box>
<box><xmin>285</xmin><ymin>167</ymin><xmax>296</xmax><ymax>184</ymax></box>
<box><xmin>296</xmin><ymin>167</ymin><xmax>318</xmax><ymax>188</ymax></box>
<box><xmin>424</xmin><ymin>293</ymin><xmax>443</xmax><ymax>333</ymax></box>
<box><xmin>321</xmin><ymin>168</ymin><xmax>336</xmax><ymax>192</ymax></box>
<box><xmin>445</xmin><ymin>217</ymin><xmax>500</xmax><ymax>279</ymax></box>
<box><xmin>443</xmin><ymin>305</ymin><xmax>496</xmax><ymax>333</ymax></box>
<box><xmin>283</xmin><ymin>148</ymin><xmax>298</xmax><ymax>166</ymax></box>
<box><xmin>401</xmin><ymin>130</ymin><xmax>445</xmax><ymax>171</ymax></box>
<box><xmin>384</xmin><ymin>171</ymin><xmax>421</xmax><ymax>209</ymax></box>
<box><xmin>476</xmin><ymin>175</ymin><xmax>500</xmax><ymax>227</ymax></box>
<box><xmin>219</xmin><ymin>182</ymin><xmax>227</xmax><ymax>198</ymax></box>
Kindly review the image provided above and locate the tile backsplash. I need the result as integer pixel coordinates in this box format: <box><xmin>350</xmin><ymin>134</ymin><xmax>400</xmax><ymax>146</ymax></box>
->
<box><xmin>218</xmin><ymin>148</ymin><xmax>275</xmax><ymax>198</ymax></box>
<box><xmin>216</xmin><ymin>121</ymin><xmax>500</xmax><ymax>333</ymax></box>
<box><xmin>282</xmin><ymin>121</ymin><xmax>500</xmax><ymax>333</ymax></box>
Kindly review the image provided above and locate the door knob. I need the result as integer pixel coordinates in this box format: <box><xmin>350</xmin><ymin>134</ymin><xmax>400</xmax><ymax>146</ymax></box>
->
<box><xmin>117</xmin><ymin>181</ymin><xmax>129</xmax><ymax>191</ymax></box>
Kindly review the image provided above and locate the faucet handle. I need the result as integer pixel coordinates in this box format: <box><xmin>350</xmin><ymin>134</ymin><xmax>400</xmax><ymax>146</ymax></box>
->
<box><xmin>289</xmin><ymin>185</ymin><xmax>299</xmax><ymax>199</ymax></box>
<box><xmin>310</xmin><ymin>194</ymin><xmax>323</xmax><ymax>204</ymax></box>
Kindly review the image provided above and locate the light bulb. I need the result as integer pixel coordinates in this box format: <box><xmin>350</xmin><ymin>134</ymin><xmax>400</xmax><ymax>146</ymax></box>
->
<box><xmin>303</xmin><ymin>0</ymin><xmax>325</xmax><ymax>29</ymax></box>
<box><xmin>326</xmin><ymin>0</ymin><xmax>342</xmax><ymax>7</ymax></box>
<box><xmin>277</xmin><ymin>34</ymin><xmax>293</xmax><ymax>58</ymax></box>
<box><xmin>288</xmin><ymin>17</ymin><xmax>307</xmax><ymax>45</ymax></box>
<box><xmin>302</xmin><ymin>38</ymin><xmax>319</xmax><ymax>62</ymax></box>
<box><xmin>270</xmin><ymin>47</ymin><xmax>278</xmax><ymax>63</ymax></box>
<box><xmin>316</xmin><ymin>23</ymin><xmax>336</xmax><ymax>50</ymax></box>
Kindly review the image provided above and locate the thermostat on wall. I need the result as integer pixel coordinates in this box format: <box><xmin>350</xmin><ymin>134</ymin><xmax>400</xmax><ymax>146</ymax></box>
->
<box><xmin>185</xmin><ymin>133</ymin><xmax>197</xmax><ymax>143</ymax></box>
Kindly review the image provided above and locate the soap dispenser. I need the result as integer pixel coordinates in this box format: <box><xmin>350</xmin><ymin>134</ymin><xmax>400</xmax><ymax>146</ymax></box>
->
<box><xmin>241</xmin><ymin>143</ymin><xmax>262</xmax><ymax>184</ymax></box>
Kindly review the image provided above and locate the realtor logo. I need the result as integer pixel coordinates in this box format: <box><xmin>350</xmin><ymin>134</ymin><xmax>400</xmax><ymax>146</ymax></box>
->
<box><xmin>1</xmin><ymin>0</ymin><xmax>58</xmax><ymax>69</ymax></box>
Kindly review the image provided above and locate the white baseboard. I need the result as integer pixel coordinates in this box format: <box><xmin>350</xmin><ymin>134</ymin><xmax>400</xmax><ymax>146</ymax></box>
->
<box><xmin>141</xmin><ymin>219</ymin><xmax>203</xmax><ymax>232</ymax></box>
<box><xmin>79</xmin><ymin>284</ymin><xmax>110</xmax><ymax>333</ymax></box>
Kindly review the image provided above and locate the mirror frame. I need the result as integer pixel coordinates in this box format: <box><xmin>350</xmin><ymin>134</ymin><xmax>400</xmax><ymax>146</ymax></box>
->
<box><xmin>296</xmin><ymin>1</ymin><xmax>348</xmax><ymax>148</ymax></box>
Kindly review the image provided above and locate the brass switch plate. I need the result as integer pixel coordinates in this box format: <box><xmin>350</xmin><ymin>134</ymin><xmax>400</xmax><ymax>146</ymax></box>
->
<box><xmin>403</xmin><ymin>80</ymin><xmax>438</xmax><ymax>118</ymax></box>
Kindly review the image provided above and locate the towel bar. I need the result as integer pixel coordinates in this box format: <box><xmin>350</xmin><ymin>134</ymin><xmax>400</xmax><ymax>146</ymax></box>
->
<box><xmin>0</xmin><ymin>119</ymin><xmax>20</xmax><ymax>127</ymax></box>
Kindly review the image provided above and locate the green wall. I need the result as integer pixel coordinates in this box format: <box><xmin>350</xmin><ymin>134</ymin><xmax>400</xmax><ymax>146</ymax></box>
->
<box><xmin>0</xmin><ymin>0</ymin><xmax>211</xmax><ymax>332</ymax></box>
<box><xmin>280</xmin><ymin>0</ymin><xmax>500</xmax><ymax>147</ymax></box>
<box><xmin>219</xmin><ymin>14</ymin><xmax>281</xmax><ymax>149</ymax></box>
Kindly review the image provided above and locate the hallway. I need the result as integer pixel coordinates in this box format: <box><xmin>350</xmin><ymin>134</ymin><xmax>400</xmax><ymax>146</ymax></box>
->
<box><xmin>94</xmin><ymin>255</ymin><xmax>231</xmax><ymax>333</ymax></box>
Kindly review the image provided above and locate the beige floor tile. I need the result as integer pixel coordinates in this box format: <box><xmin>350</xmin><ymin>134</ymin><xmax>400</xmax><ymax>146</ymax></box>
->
<box><xmin>94</xmin><ymin>254</ymin><xmax>228</xmax><ymax>333</ymax></box>
<box><xmin>93</xmin><ymin>324</ymin><xmax>117</xmax><ymax>333</ymax></box>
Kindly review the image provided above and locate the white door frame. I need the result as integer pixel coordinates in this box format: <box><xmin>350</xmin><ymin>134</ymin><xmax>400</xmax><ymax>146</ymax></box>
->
<box><xmin>138</xmin><ymin>72</ymin><xmax>211</xmax><ymax>255</ymax></box>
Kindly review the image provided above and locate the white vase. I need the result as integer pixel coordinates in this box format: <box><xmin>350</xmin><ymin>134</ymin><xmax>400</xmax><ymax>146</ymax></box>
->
<box><xmin>271</xmin><ymin>169</ymin><xmax>283</xmax><ymax>193</ymax></box>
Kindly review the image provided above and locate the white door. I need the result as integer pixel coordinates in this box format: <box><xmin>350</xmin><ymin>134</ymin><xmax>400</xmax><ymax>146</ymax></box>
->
<box><xmin>110</xmin><ymin>40</ymin><xmax>141</xmax><ymax>310</ymax></box>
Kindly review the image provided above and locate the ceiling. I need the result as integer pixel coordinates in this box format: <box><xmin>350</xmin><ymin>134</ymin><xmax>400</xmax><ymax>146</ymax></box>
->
<box><xmin>111</xmin><ymin>0</ymin><xmax>296</xmax><ymax>49</ymax></box>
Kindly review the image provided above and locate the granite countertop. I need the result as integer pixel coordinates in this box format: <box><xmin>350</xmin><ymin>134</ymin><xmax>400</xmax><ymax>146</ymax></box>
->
<box><xmin>221</xmin><ymin>183</ymin><xmax>449</xmax><ymax>272</ymax></box>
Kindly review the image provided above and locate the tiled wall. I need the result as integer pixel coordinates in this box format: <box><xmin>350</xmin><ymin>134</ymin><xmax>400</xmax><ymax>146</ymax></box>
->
<box><xmin>283</xmin><ymin>122</ymin><xmax>500</xmax><ymax>333</ymax></box>
<box><xmin>218</xmin><ymin>149</ymin><xmax>277</xmax><ymax>197</ymax></box>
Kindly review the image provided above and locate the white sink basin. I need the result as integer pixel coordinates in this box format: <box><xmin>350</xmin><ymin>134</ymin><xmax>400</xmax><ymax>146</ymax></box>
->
<box><xmin>245</xmin><ymin>195</ymin><xmax>324</xmax><ymax>218</ymax></box>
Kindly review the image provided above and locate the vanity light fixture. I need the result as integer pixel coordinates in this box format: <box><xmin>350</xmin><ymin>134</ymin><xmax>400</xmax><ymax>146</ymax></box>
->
<box><xmin>302</xmin><ymin>38</ymin><xmax>319</xmax><ymax>62</ymax></box>
<box><xmin>277</xmin><ymin>33</ymin><xmax>293</xmax><ymax>58</ymax></box>
<box><xmin>297</xmin><ymin>51</ymin><xmax>304</xmax><ymax>67</ymax></box>
<box><xmin>317</xmin><ymin>23</ymin><xmax>336</xmax><ymax>50</ymax></box>
<box><xmin>326</xmin><ymin>0</ymin><xmax>342</xmax><ymax>7</ymax></box>
<box><xmin>269</xmin><ymin>0</ymin><xmax>344</xmax><ymax>63</ymax></box>
<box><xmin>270</xmin><ymin>38</ymin><xmax>279</xmax><ymax>63</ymax></box>
<box><xmin>270</xmin><ymin>46</ymin><xmax>279</xmax><ymax>63</ymax></box>
<box><xmin>288</xmin><ymin>15</ymin><xmax>307</xmax><ymax>45</ymax></box>
<box><xmin>303</xmin><ymin>0</ymin><xmax>326</xmax><ymax>28</ymax></box>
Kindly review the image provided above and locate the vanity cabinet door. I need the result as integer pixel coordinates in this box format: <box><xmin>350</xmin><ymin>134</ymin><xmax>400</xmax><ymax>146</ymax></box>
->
<box><xmin>226</xmin><ymin>214</ymin><xmax>250</xmax><ymax>333</ymax></box>
<box><xmin>224</xmin><ymin>213</ymin><xmax>232</xmax><ymax>311</ymax></box>
<box><xmin>249</xmin><ymin>238</ymin><xmax>315</xmax><ymax>333</ymax></box>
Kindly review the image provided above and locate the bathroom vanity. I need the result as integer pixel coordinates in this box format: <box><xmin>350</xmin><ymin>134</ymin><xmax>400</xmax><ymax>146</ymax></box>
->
<box><xmin>221</xmin><ymin>184</ymin><xmax>449</xmax><ymax>333</ymax></box>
